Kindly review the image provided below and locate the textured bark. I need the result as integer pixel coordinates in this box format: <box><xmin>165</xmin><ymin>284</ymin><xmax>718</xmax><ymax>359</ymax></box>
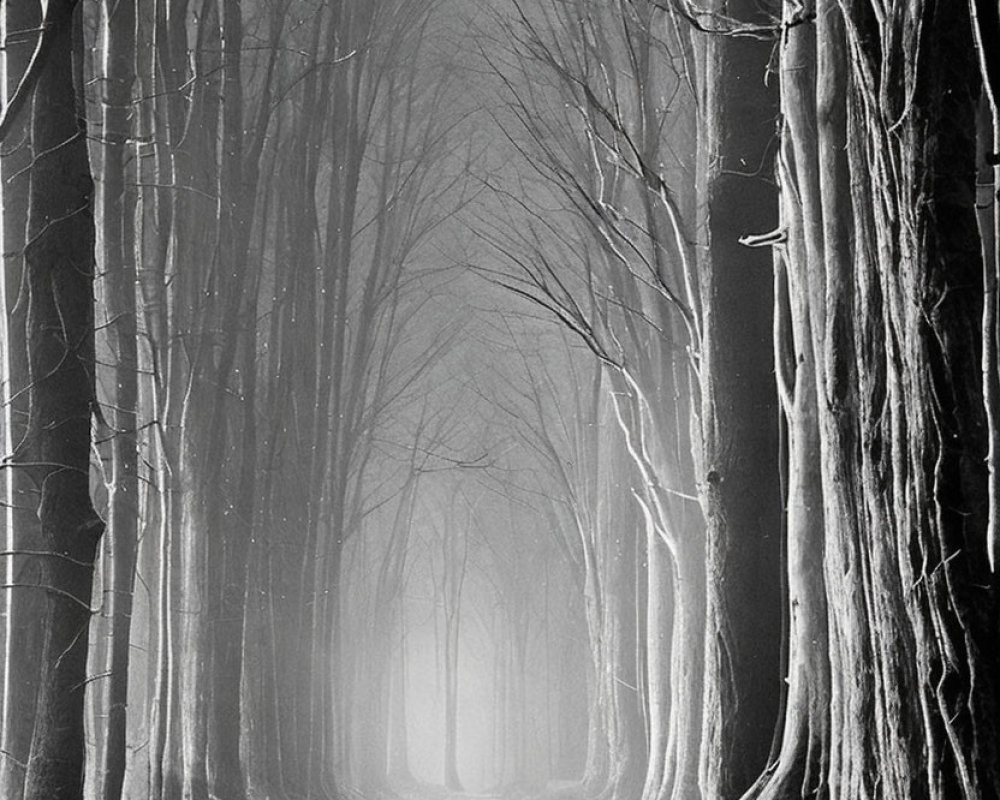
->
<box><xmin>855</xmin><ymin>2</ymin><xmax>1000</xmax><ymax>792</ymax></box>
<box><xmin>970</xmin><ymin>0</ymin><xmax>1000</xmax><ymax>574</ymax></box>
<box><xmin>745</xmin><ymin>1</ymin><xmax>1000</xmax><ymax>797</ymax></box>
<box><xmin>0</xmin><ymin>4</ymin><xmax>43</xmax><ymax>799</ymax></box>
<box><xmin>697</xmin><ymin>5</ymin><xmax>783</xmax><ymax>794</ymax></box>
<box><xmin>178</xmin><ymin>448</ymin><xmax>209</xmax><ymax>800</ymax></box>
<box><xmin>20</xmin><ymin>3</ymin><xmax>104</xmax><ymax>798</ymax></box>
<box><xmin>204</xmin><ymin>2</ymin><xmax>260</xmax><ymax>796</ymax></box>
<box><xmin>97</xmin><ymin>0</ymin><xmax>138</xmax><ymax>796</ymax></box>
<box><xmin>172</xmin><ymin>15</ymin><xmax>222</xmax><ymax>788</ymax></box>
<box><xmin>136</xmin><ymin>8</ymin><xmax>179</xmax><ymax>796</ymax></box>
<box><xmin>164</xmin><ymin>6</ymin><xmax>222</xmax><ymax>797</ymax></box>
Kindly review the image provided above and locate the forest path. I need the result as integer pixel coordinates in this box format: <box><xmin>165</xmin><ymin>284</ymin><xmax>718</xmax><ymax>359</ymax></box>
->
<box><xmin>392</xmin><ymin>778</ymin><xmax>583</xmax><ymax>800</ymax></box>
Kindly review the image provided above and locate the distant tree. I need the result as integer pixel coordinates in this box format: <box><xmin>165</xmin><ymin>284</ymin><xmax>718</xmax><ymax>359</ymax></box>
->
<box><xmin>484</xmin><ymin>5</ymin><xmax>707</xmax><ymax>796</ymax></box>
<box><xmin>422</xmin><ymin>482</ymin><xmax>471</xmax><ymax>791</ymax></box>
<box><xmin>488</xmin><ymin>334</ymin><xmax>647</xmax><ymax>799</ymax></box>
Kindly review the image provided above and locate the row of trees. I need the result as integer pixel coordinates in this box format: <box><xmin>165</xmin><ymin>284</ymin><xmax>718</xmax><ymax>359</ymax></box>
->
<box><xmin>0</xmin><ymin>1</ymin><xmax>482</xmax><ymax>798</ymax></box>
<box><xmin>480</xmin><ymin>0</ymin><xmax>1000</xmax><ymax>798</ymax></box>
<box><xmin>3</xmin><ymin>0</ymin><xmax>1000</xmax><ymax>799</ymax></box>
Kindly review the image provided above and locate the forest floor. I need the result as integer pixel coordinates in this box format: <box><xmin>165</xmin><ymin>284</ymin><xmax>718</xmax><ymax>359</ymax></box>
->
<box><xmin>391</xmin><ymin>777</ymin><xmax>583</xmax><ymax>800</ymax></box>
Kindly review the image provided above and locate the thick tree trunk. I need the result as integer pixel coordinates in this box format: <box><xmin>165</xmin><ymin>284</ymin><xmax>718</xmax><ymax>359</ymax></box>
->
<box><xmin>205</xmin><ymin>2</ymin><xmax>256</xmax><ymax>794</ymax></box>
<box><xmin>697</xmin><ymin>6</ymin><xmax>784</xmax><ymax>794</ymax></box>
<box><xmin>746</xmin><ymin>2</ymin><xmax>1000</xmax><ymax>797</ymax></box>
<box><xmin>20</xmin><ymin>3</ymin><xmax>104</xmax><ymax>798</ymax></box>
<box><xmin>860</xmin><ymin>2</ymin><xmax>1000</xmax><ymax>792</ymax></box>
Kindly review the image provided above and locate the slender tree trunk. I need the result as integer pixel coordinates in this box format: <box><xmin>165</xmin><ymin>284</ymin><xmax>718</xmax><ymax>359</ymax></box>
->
<box><xmin>580</xmin><ymin>543</ymin><xmax>611</xmax><ymax>797</ymax></box>
<box><xmin>205</xmin><ymin>2</ymin><xmax>256</xmax><ymax>795</ymax></box>
<box><xmin>443</xmin><ymin>514</ymin><xmax>466</xmax><ymax>792</ymax></box>
<box><xmin>169</xmin><ymin>6</ymin><xmax>221</xmax><ymax>795</ymax></box>
<box><xmin>603</xmin><ymin>508</ymin><xmax>645</xmax><ymax>800</ymax></box>
<box><xmin>0</xmin><ymin>4</ymin><xmax>42</xmax><ymax>799</ymax></box>
<box><xmin>387</xmin><ymin>614</ymin><xmax>413</xmax><ymax>783</ymax></box>
<box><xmin>862</xmin><ymin>2</ymin><xmax>1000</xmax><ymax>791</ymax></box>
<box><xmin>178</xmin><ymin>439</ymin><xmax>209</xmax><ymax>800</ymax></box>
<box><xmin>641</xmin><ymin>521</ymin><xmax>673</xmax><ymax>800</ymax></box>
<box><xmin>98</xmin><ymin>0</ymin><xmax>138</xmax><ymax>796</ymax></box>
<box><xmin>970</xmin><ymin>0</ymin><xmax>1000</xmax><ymax>575</ymax></box>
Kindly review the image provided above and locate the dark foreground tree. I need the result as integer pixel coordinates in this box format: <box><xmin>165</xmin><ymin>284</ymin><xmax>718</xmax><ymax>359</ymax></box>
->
<box><xmin>694</xmin><ymin>2</ymin><xmax>784</xmax><ymax>794</ymax></box>
<box><xmin>2</xmin><ymin>1</ymin><xmax>103</xmax><ymax>798</ymax></box>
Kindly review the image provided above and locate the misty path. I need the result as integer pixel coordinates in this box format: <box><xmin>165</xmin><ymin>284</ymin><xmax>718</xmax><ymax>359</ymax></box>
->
<box><xmin>3</xmin><ymin>2</ymin><xmax>1000</xmax><ymax>800</ymax></box>
<box><xmin>391</xmin><ymin>778</ymin><xmax>584</xmax><ymax>800</ymax></box>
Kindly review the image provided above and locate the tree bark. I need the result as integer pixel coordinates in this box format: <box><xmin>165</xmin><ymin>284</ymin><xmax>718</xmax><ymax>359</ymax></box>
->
<box><xmin>744</xmin><ymin>2</ymin><xmax>1000</xmax><ymax>797</ymax></box>
<box><xmin>697</xmin><ymin>4</ymin><xmax>784</xmax><ymax>794</ymax></box>
<box><xmin>97</xmin><ymin>0</ymin><xmax>138</xmax><ymax>796</ymax></box>
<box><xmin>0</xmin><ymin>4</ymin><xmax>43</xmax><ymax>799</ymax></box>
<box><xmin>20</xmin><ymin>3</ymin><xmax>104</xmax><ymax>798</ymax></box>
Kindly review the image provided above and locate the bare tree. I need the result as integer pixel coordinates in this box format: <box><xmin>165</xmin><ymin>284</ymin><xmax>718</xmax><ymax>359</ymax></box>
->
<box><xmin>742</xmin><ymin>2</ymin><xmax>1000</xmax><ymax>797</ymax></box>
<box><xmin>0</xmin><ymin>2</ymin><xmax>105</xmax><ymax>797</ymax></box>
<box><xmin>92</xmin><ymin>2</ymin><xmax>138</xmax><ymax>797</ymax></box>
<box><xmin>0</xmin><ymin>4</ymin><xmax>43</xmax><ymax>799</ymax></box>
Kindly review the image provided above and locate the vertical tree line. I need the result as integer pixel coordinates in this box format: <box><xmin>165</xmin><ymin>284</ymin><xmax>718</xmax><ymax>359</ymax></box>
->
<box><xmin>2</xmin><ymin>1</ymin><xmax>469</xmax><ymax>798</ymax></box>
<box><xmin>485</xmin><ymin>0</ymin><xmax>1000</xmax><ymax>798</ymax></box>
<box><xmin>1</xmin><ymin>1</ymin><xmax>999</xmax><ymax>799</ymax></box>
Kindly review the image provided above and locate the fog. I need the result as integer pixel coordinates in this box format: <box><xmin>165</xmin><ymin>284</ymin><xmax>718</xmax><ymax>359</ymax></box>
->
<box><xmin>3</xmin><ymin>2</ymin><xmax>1000</xmax><ymax>800</ymax></box>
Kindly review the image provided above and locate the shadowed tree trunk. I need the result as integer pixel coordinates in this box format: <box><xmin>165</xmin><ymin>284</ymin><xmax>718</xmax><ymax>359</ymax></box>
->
<box><xmin>695</xmin><ymin>3</ymin><xmax>784</xmax><ymax>794</ymax></box>
<box><xmin>0</xmin><ymin>4</ymin><xmax>43</xmax><ymax>799</ymax></box>
<box><xmin>18</xmin><ymin>2</ymin><xmax>104</xmax><ymax>798</ymax></box>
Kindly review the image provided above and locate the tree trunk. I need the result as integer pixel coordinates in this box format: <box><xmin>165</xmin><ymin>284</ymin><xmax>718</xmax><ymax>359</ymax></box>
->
<box><xmin>745</xmin><ymin>2</ymin><xmax>1000</xmax><ymax>797</ymax></box>
<box><xmin>21</xmin><ymin>3</ymin><xmax>104</xmax><ymax>797</ymax></box>
<box><xmin>0</xmin><ymin>4</ymin><xmax>43</xmax><ymax>799</ymax></box>
<box><xmin>205</xmin><ymin>1</ymin><xmax>256</xmax><ymax>794</ymax></box>
<box><xmin>97</xmin><ymin>0</ymin><xmax>139</xmax><ymax>795</ymax></box>
<box><xmin>443</xmin><ymin>513</ymin><xmax>466</xmax><ymax>792</ymax></box>
<box><xmin>697</xmin><ymin>6</ymin><xmax>784</xmax><ymax>795</ymax></box>
<box><xmin>387</xmin><ymin>616</ymin><xmax>413</xmax><ymax>783</ymax></box>
<box><xmin>178</xmin><ymin>443</ymin><xmax>209</xmax><ymax>800</ymax></box>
